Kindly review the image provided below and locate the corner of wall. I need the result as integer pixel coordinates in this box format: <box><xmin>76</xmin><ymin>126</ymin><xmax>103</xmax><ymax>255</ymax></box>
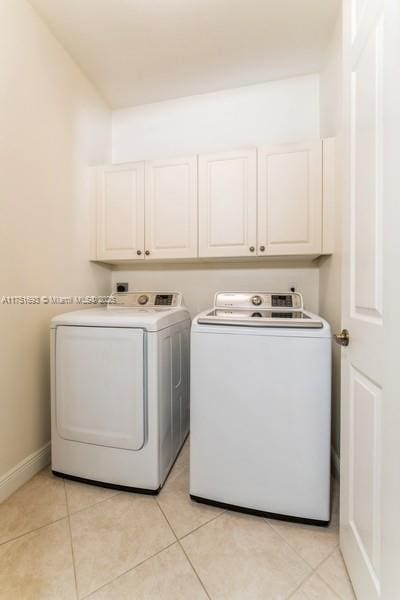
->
<box><xmin>318</xmin><ymin>4</ymin><xmax>343</xmax><ymax>465</ymax></box>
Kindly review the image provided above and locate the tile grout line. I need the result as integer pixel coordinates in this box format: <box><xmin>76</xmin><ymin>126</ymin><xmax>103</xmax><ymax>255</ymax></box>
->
<box><xmin>178</xmin><ymin>510</ymin><xmax>226</xmax><ymax>542</ymax></box>
<box><xmin>177</xmin><ymin>539</ymin><xmax>212</xmax><ymax>600</ymax></box>
<box><xmin>261</xmin><ymin>518</ymin><xmax>342</xmax><ymax>599</ymax></box>
<box><xmin>64</xmin><ymin>484</ymin><xmax>124</xmax><ymax>518</ymax></box>
<box><xmin>0</xmin><ymin>472</ymin><xmax>123</xmax><ymax>549</ymax></box>
<box><xmin>286</xmin><ymin>568</ymin><xmax>341</xmax><ymax>600</ymax></box>
<box><xmin>155</xmin><ymin>494</ymin><xmax>213</xmax><ymax>599</ymax></box>
<box><xmin>79</xmin><ymin>495</ymin><xmax>178</xmax><ymax>599</ymax></box>
<box><xmin>286</xmin><ymin>544</ymin><xmax>343</xmax><ymax>600</ymax></box>
<box><xmin>153</xmin><ymin>495</ymin><xmax>178</xmax><ymax>542</ymax></box>
<box><xmin>314</xmin><ymin>545</ymin><xmax>355</xmax><ymax>599</ymax></box>
<box><xmin>64</xmin><ymin>475</ymin><xmax>203</xmax><ymax>598</ymax></box>
<box><xmin>263</xmin><ymin>515</ymin><xmax>340</xmax><ymax>571</ymax></box>
<box><xmin>64</xmin><ymin>479</ymin><xmax>79</xmax><ymax>600</ymax></box>
<box><xmin>261</xmin><ymin>518</ymin><xmax>315</xmax><ymax>571</ymax></box>
<box><xmin>81</xmin><ymin>539</ymin><xmax>178</xmax><ymax>599</ymax></box>
<box><xmin>0</xmin><ymin>468</ymin><xmax>68</xmax><ymax>547</ymax></box>
<box><xmin>0</xmin><ymin>513</ymin><xmax>69</xmax><ymax>548</ymax></box>
<box><xmin>286</xmin><ymin>569</ymin><xmax>319</xmax><ymax>600</ymax></box>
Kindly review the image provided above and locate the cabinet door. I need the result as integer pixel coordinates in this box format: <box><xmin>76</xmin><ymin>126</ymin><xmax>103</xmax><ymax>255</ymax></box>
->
<box><xmin>198</xmin><ymin>149</ymin><xmax>257</xmax><ymax>257</ymax></box>
<box><xmin>258</xmin><ymin>141</ymin><xmax>322</xmax><ymax>256</ymax></box>
<box><xmin>145</xmin><ymin>157</ymin><xmax>197</xmax><ymax>259</ymax></box>
<box><xmin>96</xmin><ymin>162</ymin><xmax>145</xmax><ymax>260</ymax></box>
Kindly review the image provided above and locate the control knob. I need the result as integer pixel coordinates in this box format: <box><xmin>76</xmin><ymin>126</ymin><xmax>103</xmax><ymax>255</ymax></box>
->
<box><xmin>138</xmin><ymin>294</ymin><xmax>149</xmax><ymax>306</ymax></box>
<box><xmin>251</xmin><ymin>295</ymin><xmax>262</xmax><ymax>306</ymax></box>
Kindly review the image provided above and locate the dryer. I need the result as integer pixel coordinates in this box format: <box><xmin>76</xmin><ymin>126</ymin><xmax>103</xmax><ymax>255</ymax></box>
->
<box><xmin>190</xmin><ymin>291</ymin><xmax>331</xmax><ymax>524</ymax></box>
<box><xmin>51</xmin><ymin>292</ymin><xmax>190</xmax><ymax>493</ymax></box>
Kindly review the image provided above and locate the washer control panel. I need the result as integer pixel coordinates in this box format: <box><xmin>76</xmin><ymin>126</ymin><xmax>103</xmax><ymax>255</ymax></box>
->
<box><xmin>155</xmin><ymin>294</ymin><xmax>174</xmax><ymax>306</ymax></box>
<box><xmin>108</xmin><ymin>292</ymin><xmax>181</xmax><ymax>308</ymax></box>
<box><xmin>271</xmin><ymin>294</ymin><xmax>293</xmax><ymax>308</ymax></box>
<box><xmin>214</xmin><ymin>291</ymin><xmax>303</xmax><ymax>311</ymax></box>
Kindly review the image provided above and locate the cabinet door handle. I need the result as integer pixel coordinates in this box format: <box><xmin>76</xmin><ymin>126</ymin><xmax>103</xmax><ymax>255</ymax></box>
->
<box><xmin>259</xmin><ymin>245</ymin><xmax>265</xmax><ymax>252</ymax></box>
<box><xmin>145</xmin><ymin>250</ymin><xmax>150</xmax><ymax>256</ymax></box>
<box><xmin>249</xmin><ymin>246</ymin><xmax>255</xmax><ymax>253</ymax></box>
<box><xmin>136</xmin><ymin>250</ymin><xmax>142</xmax><ymax>256</ymax></box>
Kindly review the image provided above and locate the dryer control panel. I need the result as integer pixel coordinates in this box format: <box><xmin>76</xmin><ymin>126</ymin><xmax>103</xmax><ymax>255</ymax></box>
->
<box><xmin>108</xmin><ymin>292</ymin><xmax>182</xmax><ymax>309</ymax></box>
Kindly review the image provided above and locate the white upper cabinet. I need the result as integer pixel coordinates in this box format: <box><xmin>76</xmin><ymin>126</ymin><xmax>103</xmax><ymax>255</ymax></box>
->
<box><xmin>93</xmin><ymin>140</ymin><xmax>331</xmax><ymax>262</ymax></box>
<box><xmin>198</xmin><ymin>149</ymin><xmax>257</xmax><ymax>258</ymax></box>
<box><xmin>96</xmin><ymin>162</ymin><xmax>145</xmax><ymax>261</ymax></box>
<box><xmin>145</xmin><ymin>156</ymin><xmax>197</xmax><ymax>259</ymax></box>
<box><xmin>257</xmin><ymin>141</ymin><xmax>322</xmax><ymax>256</ymax></box>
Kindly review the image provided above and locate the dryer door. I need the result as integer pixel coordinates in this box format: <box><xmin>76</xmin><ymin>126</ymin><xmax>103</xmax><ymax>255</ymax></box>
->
<box><xmin>55</xmin><ymin>326</ymin><xmax>145</xmax><ymax>450</ymax></box>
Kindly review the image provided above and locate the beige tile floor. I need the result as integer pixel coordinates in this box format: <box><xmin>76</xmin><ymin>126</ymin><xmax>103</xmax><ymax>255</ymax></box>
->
<box><xmin>0</xmin><ymin>440</ymin><xmax>355</xmax><ymax>599</ymax></box>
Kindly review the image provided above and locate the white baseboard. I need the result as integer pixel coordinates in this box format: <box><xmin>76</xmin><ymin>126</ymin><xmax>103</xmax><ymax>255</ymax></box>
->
<box><xmin>0</xmin><ymin>442</ymin><xmax>51</xmax><ymax>503</ymax></box>
<box><xmin>331</xmin><ymin>446</ymin><xmax>340</xmax><ymax>480</ymax></box>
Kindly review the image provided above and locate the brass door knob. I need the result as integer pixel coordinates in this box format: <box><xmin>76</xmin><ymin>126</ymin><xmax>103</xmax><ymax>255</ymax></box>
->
<box><xmin>334</xmin><ymin>329</ymin><xmax>349</xmax><ymax>346</ymax></box>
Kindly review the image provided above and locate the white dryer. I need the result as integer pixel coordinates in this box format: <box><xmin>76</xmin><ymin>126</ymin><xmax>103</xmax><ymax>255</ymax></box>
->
<box><xmin>51</xmin><ymin>292</ymin><xmax>190</xmax><ymax>493</ymax></box>
<box><xmin>190</xmin><ymin>291</ymin><xmax>331</xmax><ymax>524</ymax></box>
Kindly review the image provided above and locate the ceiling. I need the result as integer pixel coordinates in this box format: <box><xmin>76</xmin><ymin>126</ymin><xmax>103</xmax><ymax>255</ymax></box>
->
<box><xmin>29</xmin><ymin>0</ymin><xmax>340</xmax><ymax>109</ymax></box>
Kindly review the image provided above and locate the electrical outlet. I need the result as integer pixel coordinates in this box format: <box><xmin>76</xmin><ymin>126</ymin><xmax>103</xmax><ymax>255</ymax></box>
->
<box><xmin>116</xmin><ymin>282</ymin><xmax>129</xmax><ymax>293</ymax></box>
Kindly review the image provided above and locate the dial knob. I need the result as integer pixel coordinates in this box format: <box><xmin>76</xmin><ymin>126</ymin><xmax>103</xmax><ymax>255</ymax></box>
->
<box><xmin>138</xmin><ymin>294</ymin><xmax>149</xmax><ymax>306</ymax></box>
<box><xmin>251</xmin><ymin>295</ymin><xmax>262</xmax><ymax>306</ymax></box>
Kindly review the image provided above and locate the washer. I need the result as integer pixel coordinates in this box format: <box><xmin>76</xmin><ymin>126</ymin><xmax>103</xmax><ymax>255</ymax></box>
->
<box><xmin>51</xmin><ymin>291</ymin><xmax>190</xmax><ymax>493</ymax></box>
<box><xmin>190</xmin><ymin>291</ymin><xmax>331</xmax><ymax>524</ymax></box>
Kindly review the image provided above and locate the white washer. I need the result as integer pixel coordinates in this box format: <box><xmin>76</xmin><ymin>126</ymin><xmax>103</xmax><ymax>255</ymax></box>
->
<box><xmin>51</xmin><ymin>292</ymin><xmax>190</xmax><ymax>493</ymax></box>
<box><xmin>190</xmin><ymin>291</ymin><xmax>331</xmax><ymax>524</ymax></box>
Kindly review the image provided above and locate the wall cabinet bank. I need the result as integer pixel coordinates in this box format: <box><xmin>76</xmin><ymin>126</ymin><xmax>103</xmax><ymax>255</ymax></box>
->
<box><xmin>92</xmin><ymin>139</ymin><xmax>335</xmax><ymax>263</ymax></box>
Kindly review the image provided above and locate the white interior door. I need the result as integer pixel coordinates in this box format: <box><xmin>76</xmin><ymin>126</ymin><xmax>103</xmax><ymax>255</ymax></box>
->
<box><xmin>198</xmin><ymin>149</ymin><xmax>257</xmax><ymax>258</ymax></box>
<box><xmin>145</xmin><ymin>156</ymin><xmax>197</xmax><ymax>259</ymax></box>
<box><xmin>96</xmin><ymin>162</ymin><xmax>145</xmax><ymax>260</ymax></box>
<box><xmin>340</xmin><ymin>1</ymin><xmax>400</xmax><ymax>598</ymax></box>
<box><xmin>55</xmin><ymin>326</ymin><xmax>145</xmax><ymax>450</ymax></box>
<box><xmin>257</xmin><ymin>141</ymin><xmax>322</xmax><ymax>256</ymax></box>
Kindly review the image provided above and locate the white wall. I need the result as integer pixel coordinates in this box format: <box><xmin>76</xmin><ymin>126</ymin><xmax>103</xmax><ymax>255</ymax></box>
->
<box><xmin>318</xmin><ymin>9</ymin><xmax>343</xmax><ymax>462</ymax></box>
<box><xmin>112</xmin><ymin>74</ymin><xmax>320</xmax><ymax>162</ymax></box>
<box><xmin>0</xmin><ymin>0</ymin><xmax>111</xmax><ymax>485</ymax></box>
<box><xmin>112</xmin><ymin>262</ymin><xmax>320</xmax><ymax>318</ymax></box>
<box><xmin>111</xmin><ymin>74</ymin><xmax>321</xmax><ymax>317</ymax></box>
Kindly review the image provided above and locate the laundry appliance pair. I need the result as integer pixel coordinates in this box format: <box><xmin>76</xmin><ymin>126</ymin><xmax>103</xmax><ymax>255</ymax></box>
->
<box><xmin>51</xmin><ymin>290</ymin><xmax>331</xmax><ymax>525</ymax></box>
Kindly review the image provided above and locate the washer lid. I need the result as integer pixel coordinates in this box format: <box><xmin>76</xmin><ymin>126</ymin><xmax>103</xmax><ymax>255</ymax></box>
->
<box><xmin>50</xmin><ymin>306</ymin><xmax>189</xmax><ymax>331</ymax></box>
<box><xmin>193</xmin><ymin>291</ymin><xmax>330</xmax><ymax>334</ymax></box>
